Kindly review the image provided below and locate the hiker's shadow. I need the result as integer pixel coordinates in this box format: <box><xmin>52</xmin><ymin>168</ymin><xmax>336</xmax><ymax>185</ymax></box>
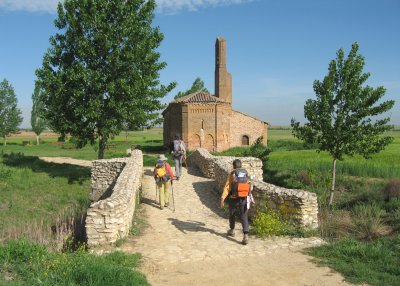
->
<box><xmin>168</xmin><ymin>218</ymin><xmax>240</xmax><ymax>244</ymax></box>
<box><xmin>140</xmin><ymin>196</ymin><xmax>161</xmax><ymax>209</ymax></box>
<box><xmin>192</xmin><ymin>180</ymin><xmax>228</xmax><ymax>219</ymax></box>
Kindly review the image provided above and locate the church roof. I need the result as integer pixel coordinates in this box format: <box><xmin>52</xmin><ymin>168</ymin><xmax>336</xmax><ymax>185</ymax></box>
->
<box><xmin>173</xmin><ymin>91</ymin><xmax>228</xmax><ymax>104</ymax></box>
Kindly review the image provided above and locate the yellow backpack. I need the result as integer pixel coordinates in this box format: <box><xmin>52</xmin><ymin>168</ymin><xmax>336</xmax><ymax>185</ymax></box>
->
<box><xmin>155</xmin><ymin>160</ymin><xmax>168</xmax><ymax>182</ymax></box>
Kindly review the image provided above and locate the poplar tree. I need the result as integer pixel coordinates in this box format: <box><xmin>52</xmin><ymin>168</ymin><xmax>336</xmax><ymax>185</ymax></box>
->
<box><xmin>31</xmin><ymin>82</ymin><xmax>47</xmax><ymax>145</ymax></box>
<box><xmin>291</xmin><ymin>43</ymin><xmax>395</xmax><ymax>207</ymax></box>
<box><xmin>174</xmin><ymin>77</ymin><xmax>209</xmax><ymax>99</ymax></box>
<box><xmin>0</xmin><ymin>79</ymin><xmax>23</xmax><ymax>146</ymax></box>
<box><xmin>36</xmin><ymin>0</ymin><xmax>175</xmax><ymax>159</ymax></box>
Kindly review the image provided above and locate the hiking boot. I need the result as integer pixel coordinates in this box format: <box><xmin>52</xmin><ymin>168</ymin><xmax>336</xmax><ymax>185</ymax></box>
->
<box><xmin>165</xmin><ymin>203</ymin><xmax>169</xmax><ymax>207</ymax></box>
<box><xmin>160</xmin><ymin>206</ymin><xmax>164</xmax><ymax>210</ymax></box>
<box><xmin>227</xmin><ymin>229</ymin><xmax>235</xmax><ymax>237</ymax></box>
<box><xmin>242</xmin><ymin>233</ymin><xmax>249</xmax><ymax>245</ymax></box>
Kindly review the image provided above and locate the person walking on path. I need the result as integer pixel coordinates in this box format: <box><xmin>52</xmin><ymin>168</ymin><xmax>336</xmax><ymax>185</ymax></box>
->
<box><xmin>171</xmin><ymin>133</ymin><xmax>186</xmax><ymax>180</ymax></box>
<box><xmin>154</xmin><ymin>154</ymin><xmax>174</xmax><ymax>210</ymax></box>
<box><xmin>220</xmin><ymin>159</ymin><xmax>252</xmax><ymax>245</ymax></box>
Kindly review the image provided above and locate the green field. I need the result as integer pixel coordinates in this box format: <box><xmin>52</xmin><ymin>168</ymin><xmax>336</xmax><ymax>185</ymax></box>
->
<box><xmin>1</xmin><ymin>128</ymin><xmax>165</xmax><ymax>161</ymax></box>
<box><xmin>268</xmin><ymin>130</ymin><xmax>400</xmax><ymax>180</ymax></box>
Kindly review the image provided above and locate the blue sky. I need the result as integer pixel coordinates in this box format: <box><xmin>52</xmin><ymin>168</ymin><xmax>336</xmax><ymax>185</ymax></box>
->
<box><xmin>0</xmin><ymin>0</ymin><xmax>399</xmax><ymax>128</ymax></box>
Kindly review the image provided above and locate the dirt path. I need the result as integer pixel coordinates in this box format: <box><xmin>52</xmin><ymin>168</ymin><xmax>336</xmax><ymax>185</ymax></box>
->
<box><xmin>39</xmin><ymin>157</ymin><xmax>92</xmax><ymax>168</ymax></box>
<box><xmin>119</xmin><ymin>167</ymin><xmax>353</xmax><ymax>286</ymax></box>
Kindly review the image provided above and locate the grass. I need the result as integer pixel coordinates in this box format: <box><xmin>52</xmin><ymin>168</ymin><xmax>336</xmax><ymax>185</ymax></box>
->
<box><xmin>0</xmin><ymin>153</ymin><xmax>90</xmax><ymax>250</ymax></box>
<box><xmin>308</xmin><ymin>235</ymin><xmax>400</xmax><ymax>286</ymax></box>
<box><xmin>0</xmin><ymin>239</ymin><xmax>149</xmax><ymax>286</ymax></box>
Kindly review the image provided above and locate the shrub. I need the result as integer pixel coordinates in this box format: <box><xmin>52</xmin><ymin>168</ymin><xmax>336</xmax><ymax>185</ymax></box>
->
<box><xmin>350</xmin><ymin>203</ymin><xmax>390</xmax><ymax>240</ymax></box>
<box><xmin>382</xmin><ymin>179</ymin><xmax>400</xmax><ymax>201</ymax></box>
<box><xmin>318</xmin><ymin>208</ymin><xmax>353</xmax><ymax>240</ymax></box>
<box><xmin>0</xmin><ymin>165</ymin><xmax>12</xmax><ymax>179</ymax></box>
<box><xmin>252</xmin><ymin>209</ymin><xmax>290</xmax><ymax>237</ymax></box>
<box><xmin>384</xmin><ymin>198</ymin><xmax>400</xmax><ymax>212</ymax></box>
<box><xmin>296</xmin><ymin>170</ymin><xmax>311</xmax><ymax>185</ymax></box>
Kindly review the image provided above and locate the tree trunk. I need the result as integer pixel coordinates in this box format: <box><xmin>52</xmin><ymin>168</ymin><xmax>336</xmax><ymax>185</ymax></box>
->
<box><xmin>3</xmin><ymin>136</ymin><xmax>6</xmax><ymax>146</ymax></box>
<box><xmin>125</xmin><ymin>130</ymin><xmax>128</xmax><ymax>143</ymax></box>
<box><xmin>36</xmin><ymin>135</ymin><xmax>40</xmax><ymax>145</ymax></box>
<box><xmin>328</xmin><ymin>158</ymin><xmax>337</xmax><ymax>208</ymax></box>
<box><xmin>98</xmin><ymin>136</ymin><xmax>106</xmax><ymax>159</ymax></box>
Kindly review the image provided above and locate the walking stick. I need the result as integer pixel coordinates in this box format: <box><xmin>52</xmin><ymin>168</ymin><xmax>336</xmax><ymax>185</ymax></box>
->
<box><xmin>170</xmin><ymin>180</ymin><xmax>175</xmax><ymax>212</ymax></box>
<box><xmin>155</xmin><ymin>182</ymin><xmax>159</xmax><ymax>205</ymax></box>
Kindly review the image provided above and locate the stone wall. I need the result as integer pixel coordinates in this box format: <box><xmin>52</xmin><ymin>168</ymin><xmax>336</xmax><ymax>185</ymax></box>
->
<box><xmin>187</xmin><ymin>148</ymin><xmax>263</xmax><ymax>181</ymax></box>
<box><xmin>188</xmin><ymin>148</ymin><xmax>318</xmax><ymax>229</ymax></box>
<box><xmin>90</xmin><ymin>159</ymin><xmax>127</xmax><ymax>202</ymax></box>
<box><xmin>85</xmin><ymin>150</ymin><xmax>143</xmax><ymax>247</ymax></box>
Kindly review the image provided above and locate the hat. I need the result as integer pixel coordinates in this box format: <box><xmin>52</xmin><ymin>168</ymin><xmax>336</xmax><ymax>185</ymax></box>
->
<box><xmin>159</xmin><ymin>154</ymin><xmax>167</xmax><ymax>161</ymax></box>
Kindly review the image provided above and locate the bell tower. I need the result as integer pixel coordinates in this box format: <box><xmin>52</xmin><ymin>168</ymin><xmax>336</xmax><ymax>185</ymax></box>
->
<box><xmin>215</xmin><ymin>37</ymin><xmax>232</xmax><ymax>104</ymax></box>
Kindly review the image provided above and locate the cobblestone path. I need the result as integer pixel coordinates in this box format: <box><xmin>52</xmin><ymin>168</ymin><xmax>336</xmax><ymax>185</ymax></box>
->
<box><xmin>119</xmin><ymin>167</ymin><xmax>353</xmax><ymax>286</ymax></box>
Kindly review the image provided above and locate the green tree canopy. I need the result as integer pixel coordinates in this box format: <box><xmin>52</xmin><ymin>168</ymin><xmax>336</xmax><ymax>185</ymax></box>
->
<box><xmin>36</xmin><ymin>0</ymin><xmax>175</xmax><ymax>158</ymax></box>
<box><xmin>31</xmin><ymin>82</ymin><xmax>47</xmax><ymax>145</ymax></box>
<box><xmin>174</xmin><ymin>77</ymin><xmax>209</xmax><ymax>99</ymax></box>
<box><xmin>0</xmin><ymin>79</ymin><xmax>23</xmax><ymax>146</ymax></box>
<box><xmin>291</xmin><ymin>42</ymin><xmax>395</xmax><ymax>206</ymax></box>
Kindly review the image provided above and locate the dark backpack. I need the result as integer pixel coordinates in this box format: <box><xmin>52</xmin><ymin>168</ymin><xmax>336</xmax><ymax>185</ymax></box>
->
<box><xmin>230</xmin><ymin>168</ymin><xmax>251</xmax><ymax>198</ymax></box>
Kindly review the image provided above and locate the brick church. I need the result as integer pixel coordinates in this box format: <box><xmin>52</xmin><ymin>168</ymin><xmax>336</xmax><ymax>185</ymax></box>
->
<box><xmin>162</xmin><ymin>37</ymin><xmax>269</xmax><ymax>152</ymax></box>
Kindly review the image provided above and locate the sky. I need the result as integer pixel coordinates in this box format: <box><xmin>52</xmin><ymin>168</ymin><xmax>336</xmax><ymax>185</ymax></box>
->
<box><xmin>0</xmin><ymin>0</ymin><xmax>399</xmax><ymax>128</ymax></box>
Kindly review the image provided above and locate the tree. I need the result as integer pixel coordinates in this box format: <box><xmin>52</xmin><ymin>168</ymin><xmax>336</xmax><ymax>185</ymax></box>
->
<box><xmin>174</xmin><ymin>77</ymin><xmax>209</xmax><ymax>99</ymax></box>
<box><xmin>291</xmin><ymin>43</ymin><xmax>395</xmax><ymax>207</ymax></box>
<box><xmin>36</xmin><ymin>0</ymin><xmax>175</xmax><ymax>159</ymax></box>
<box><xmin>0</xmin><ymin>79</ymin><xmax>23</xmax><ymax>146</ymax></box>
<box><xmin>31</xmin><ymin>82</ymin><xmax>47</xmax><ymax>145</ymax></box>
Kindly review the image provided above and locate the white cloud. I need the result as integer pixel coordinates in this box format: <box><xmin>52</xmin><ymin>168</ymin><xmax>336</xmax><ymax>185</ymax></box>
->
<box><xmin>156</xmin><ymin>0</ymin><xmax>252</xmax><ymax>13</ymax></box>
<box><xmin>0</xmin><ymin>0</ymin><xmax>251</xmax><ymax>14</ymax></box>
<box><xmin>0</xmin><ymin>0</ymin><xmax>59</xmax><ymax>13</ymax></box>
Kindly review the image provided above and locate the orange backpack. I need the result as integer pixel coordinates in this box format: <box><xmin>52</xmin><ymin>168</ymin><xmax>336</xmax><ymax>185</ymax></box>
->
<box><xmin>230</xmin><ymin>168</ymin><xmax>251</xmax><ymax>198</ymax></box>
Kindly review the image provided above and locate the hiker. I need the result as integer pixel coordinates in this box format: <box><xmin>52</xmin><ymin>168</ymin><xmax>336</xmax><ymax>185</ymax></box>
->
<box><xmin>171</xmin><ymin>133</ymin><xmax>186</xmax><ymax>180</ymax></box>
<box><xmin>220</xmin><ymin>159</ymin><xmax>252</xmax><ymax>245</ymax></box>
<box><xmin>154</xmin><ymin>154</ymin><xmax>174</xmax><ymax>210</ymax></box>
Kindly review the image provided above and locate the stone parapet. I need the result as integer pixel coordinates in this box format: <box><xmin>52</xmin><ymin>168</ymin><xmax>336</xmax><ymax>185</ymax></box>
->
<box><xmin>86</xmin><ymin>150</ymin><xmax>143</xmax><ymax>247</ymax></box>
<box><xmin>251</xmin><ymin>181</ymin><xmax>319</xmax><ymax>229</ymax></box>
<box><xmin>188</xmin><ymin>148</ymin><xmax>318</xmax><ymax>229</ymax></box>
<box><xmin>187</xmin><ymin>148</ymin><xmax>216</xmax><ymax>178</ymax></box>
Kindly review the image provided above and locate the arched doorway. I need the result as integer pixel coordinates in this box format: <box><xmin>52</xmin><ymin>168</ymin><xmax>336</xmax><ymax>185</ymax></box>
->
<box><xmin>241</xmin><ymin>135</ymin><xmax>249</xmax><ymax>146</ymax></box>
<box><xmin>204</xmin><ymin>134</ymin><xmax>215</xmax><ymax>152</ymax></box>
<box><xmin>190</xmin><ymin>134</ymin><xmax>201</xmax><ymax>149</ymax></box>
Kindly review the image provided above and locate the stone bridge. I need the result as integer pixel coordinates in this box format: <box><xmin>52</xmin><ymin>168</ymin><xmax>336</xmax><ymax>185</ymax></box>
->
<box><xmin>84</xmin><ymin>149</ymin><xmax>351</xmax><ymax>285</ymax></box>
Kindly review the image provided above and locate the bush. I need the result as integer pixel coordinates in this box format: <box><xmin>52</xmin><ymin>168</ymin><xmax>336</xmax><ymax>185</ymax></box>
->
<box><xmin>296</xmin><ymin>170</ymin><xmax>311</xmax><ymax>185</ymax></box>
<box><xmin>382</xmin><ymin>179</ymin><xmax>400</xmax><ymax>201</ymax></box>
<box><xmin>384</xmin><ymin>198</ymin><xmax>400</xmax><ymax>212</ymax></box>
<box><xmin>318</xmin><ymin>208</ymin><xmax>353</xmax><ymax>240</ymax></box>
<box><xmin>252</xmin><ymin>209</ymin><xmax>290</xmax><ymax>237</ymax></box>
<box><xmin>0</xmin><ymin>165</ymin><xmax>12</xmax><ymax>179</ymax></box>
<box><xmin>350</xmin><ymin>203</ymin><xmax>390</xmax><ymax>240</ymax></box>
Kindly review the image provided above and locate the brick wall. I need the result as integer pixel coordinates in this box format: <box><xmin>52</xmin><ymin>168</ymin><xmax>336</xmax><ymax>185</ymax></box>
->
<box><xmin>230</xmin><ymin>110</ymin><xmax>268</xmax><ymax>147</ymax></box>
